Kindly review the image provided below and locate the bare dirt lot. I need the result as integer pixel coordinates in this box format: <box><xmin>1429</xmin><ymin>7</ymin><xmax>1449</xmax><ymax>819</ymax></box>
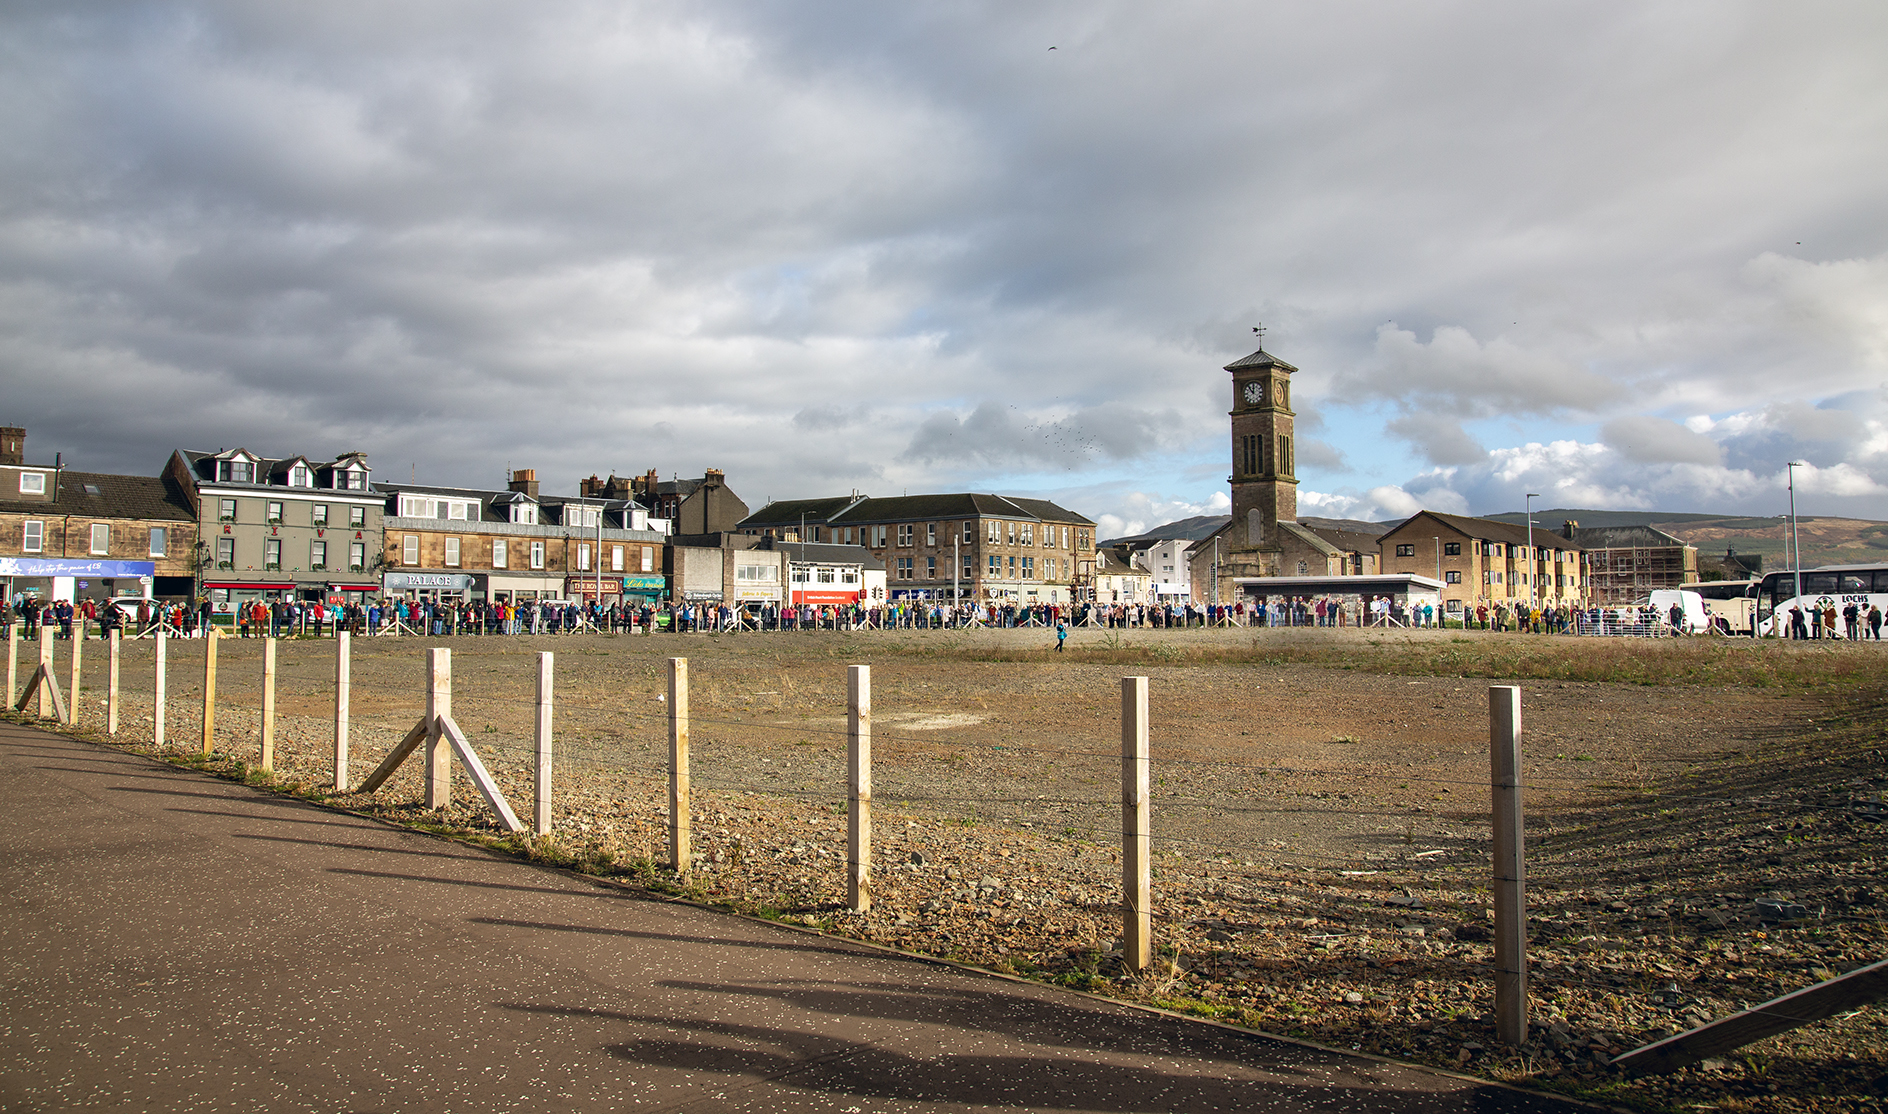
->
<box><xmin>21</xmin><ymin>625</ymin><xmax>1888</xmax><ymax>1112</ymax></box>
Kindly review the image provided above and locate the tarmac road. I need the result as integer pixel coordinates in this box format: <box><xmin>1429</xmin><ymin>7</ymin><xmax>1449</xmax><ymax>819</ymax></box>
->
<box><xmin>0</xmin><ymin>721</ymin><xmax>1588</xmax><ymax>1113</ymax></box>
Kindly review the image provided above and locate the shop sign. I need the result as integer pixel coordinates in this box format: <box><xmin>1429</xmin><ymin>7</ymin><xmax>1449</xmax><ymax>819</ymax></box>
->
<box><xmin>0</xmin><ymin>558</ymin><xmax>157</xmax><ymax>578</ymax></box>
<box><xmin>568</xmin><ymin>578</ymin><xmax>622</xmax><ymax>597</ymax></box>
<box><xmin>381</xmin><ymin>572</ymin><xmax>475</xmax><ymax>591</ymax></box>
<box><xmin>682</xmin><ymin>588</ymin><xmax>724</xmax><ymax>602</ymax></box>
<box><xmin>733</xmin><ymin>586</ymin><xmax>781</xmax><ymax>602</ymax></box>
<box><xmin>621</xmin><ymin>575</ymin><xmax>666</xmax><ymax>591</ymax></box>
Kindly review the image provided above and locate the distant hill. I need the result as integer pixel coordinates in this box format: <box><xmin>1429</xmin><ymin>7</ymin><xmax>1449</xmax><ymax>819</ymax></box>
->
<box><xmin>1485</xmin><ymin>507</ymin><xmax>1888</xmax><ymax>571</ymax></box>
<box><xmin>1102</xmin><ymin>513</ymin><xmax>1391</xmax><ymax>548</ymax></box>
<box><xmin>1101</xmin><ymin>515</ymin><xmax>1230</xmax><ymax>548</ymax></box>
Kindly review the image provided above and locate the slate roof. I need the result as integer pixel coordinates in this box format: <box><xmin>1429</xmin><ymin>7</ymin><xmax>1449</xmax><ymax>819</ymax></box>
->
<box><xmin>1303</xmin><ymin>525</ymin><xmax>1386</xmax><ymax>554</ymax></box>
<box><xmin>373</xmin><ymin>480</ymin><xmax>636</xmax><ymax>528</ymax></box>
<box><xmin>1223</xmin><ymin>347</ymin><xmax>1300</xmax><ymax>373</ymax></box>
<box><xmin>740</xmin><ymin>493</ymin><xmax>1094</xmax><ymax>530</ymax></box>
<box><xmin>1569</xmin><ymin>525</ymin><xmax>1693</xmax><ymax>550</ymax></box>
<box><xmin>1382</xmin><ymin>510</ymin><xmax>1582</xmax><ymax>550</ymax></box>
<box><xmin>751</xmin><ymin>537</ymin><xmax>886</xmax><ymax>571</ymax></box>
<box><xmin>736</xmin><ymin>496</ymin><xmax>868</xmax><ymax>529</ymax></box>
<box><xmin>0</xmin><ymin>470</ymin><xmax>194</xmax><ymax>522</ymax></box>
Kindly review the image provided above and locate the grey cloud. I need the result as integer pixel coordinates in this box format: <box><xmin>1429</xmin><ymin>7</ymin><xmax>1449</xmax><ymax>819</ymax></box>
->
<box><xmin>1295</xmin><ymin>438</ymin><xmax>1348</xmax><ymax>473</ymax></box>
<box><xmin>1385</xmin><ymin>413</ymin><xmax>1488</xmax><ymax>466</ymax></box>
<box><xmin>1600</xmin><ymin>415</ymin><xmax>1723</xmax><ymax>466</ymax></box>
<box><xmin>793</xmin><ymin>404</ymin><xmax>872</xmax><ymax>432</ymax></box>
<box><xmin>899</xmin><ymin>401</ymin><xmax>1186</xmax><ymax>469</ymax></box>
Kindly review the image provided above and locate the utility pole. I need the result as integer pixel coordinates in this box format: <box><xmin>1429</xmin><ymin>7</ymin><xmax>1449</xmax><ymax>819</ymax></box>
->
<box><xmin>1787</xmin><ymin>462</ymin><xmax>1805</xmax><ymax>607</ymax></box>
<box><xmin>1524</xmin><ymin>493</ymin><xmax>1541</xmax><ymax>609</ymax></box>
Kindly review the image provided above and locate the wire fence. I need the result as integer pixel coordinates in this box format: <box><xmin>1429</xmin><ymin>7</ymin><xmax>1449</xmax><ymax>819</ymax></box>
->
<box><xmin>10</xmin><ymin>623</ymin><xmax>1884</xmax><ymax>1077</ymax></box>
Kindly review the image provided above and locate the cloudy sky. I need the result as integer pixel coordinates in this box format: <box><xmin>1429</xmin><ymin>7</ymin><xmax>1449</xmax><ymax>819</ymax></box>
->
<box><xmin>3</xmin><ymin>2</ymin><xmax>1885</xmax><ymax>538</ymax></box>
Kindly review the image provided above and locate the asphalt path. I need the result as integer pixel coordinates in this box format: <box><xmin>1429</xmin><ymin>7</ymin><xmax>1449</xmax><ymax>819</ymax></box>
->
<box><xmin>0</xmin><ymin>721</ymin><xmax>1589</xmax><ymax>1113</ymax></box>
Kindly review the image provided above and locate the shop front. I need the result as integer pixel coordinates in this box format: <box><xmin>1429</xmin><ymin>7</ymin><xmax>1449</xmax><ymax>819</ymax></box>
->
<box><xmin>620</xmin><ymin>574</ymin><xmax>666</xmax><ymax>606</ymax></box>
<box><xmin>567</xmin><ymin>576</ymin><xmax>622</xmax><ymax>601</ymax></box>
<box><xmin>1</xmin><ymin>557</ymin><xmax>157</xmax><ymax>608</ymax></box>
<box><xmin>485</xmin><ymin>573</ymin><xmax>563</xmax><ymax>603</ymax></box>
<box><xmin>381</xmin><ymin>571</ymin><xmax>477</xmax><ymax>602</ymax></box>
<box><xmin>204</xmin><ymin>579</ymin><xmax>297</xmax><ymax>616</ymax></box>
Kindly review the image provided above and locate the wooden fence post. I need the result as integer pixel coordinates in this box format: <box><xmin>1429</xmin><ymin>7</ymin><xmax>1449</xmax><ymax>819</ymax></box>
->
<box><xmin>1490</xmin><ymin>684</ymin><xmax>1528</xmax><ymax>1046</ymax></box>
<box><xmin>259</xmin><ymin>637</ymin><xmax>277</xmax><ymax>770</ymax></box>
<box><xmin>534</xmin><ymin>651</ymin><xmax>553</xmax><ymax>835</ymax></box>
<box><xmin>848</xmin><ymin>663</ymin><xmax>872</xmax><ymax>913</ymax></box>
<box><xmin>36</xmin><ymin>625</ymin><xmax>53</xmax><ymax>719</ymax></box>
<box><xmin>424</xmin><ymin>648</ymin><xmax>451</xmax><ymax>809</ymax></box>
<box><xmin>66</xmin><ymin>625</ymin><xmax>82</xmax><ymax>726</ymax></box>
<box><xmin>153</xmin><ymin>630</ymin><xmax>166</xmax><ymax>746</ymax></box>
<box><xmin>333</xmin><ymin>631</ymin><xmax>350</xmax><ymax>791</ymax></box>
<box><xmin>201</xmin><ymin>629</ymin><xmax>218</xmax><ymax>755</ymax></box>
<box><xmin>668</xmin><ymin>656</ymin><xmax>689</xmax><ymax>872</ymax></box>
<box><xmin>107</xmin><ymin>630</ymin><xmax>121</xmax><ymax>735</ymax></box>
<box><xmin>1121</xmin><ymin>675</ymin><xmax>1151</xmax><ymax>974</ymax></box>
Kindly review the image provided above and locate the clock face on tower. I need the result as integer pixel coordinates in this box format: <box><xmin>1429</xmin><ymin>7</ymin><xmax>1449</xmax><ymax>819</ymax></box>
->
<box><xmin>1243</xmin><ymin>381</ymin><xmax>1263</xmax><ymax>405</ymax></box>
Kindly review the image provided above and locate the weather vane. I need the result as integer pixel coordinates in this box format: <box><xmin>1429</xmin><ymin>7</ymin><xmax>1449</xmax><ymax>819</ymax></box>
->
<box><xmin>1252</xmin><ymin>323</ymin><xmax>1266</xmax><ymax>342</ymax></box>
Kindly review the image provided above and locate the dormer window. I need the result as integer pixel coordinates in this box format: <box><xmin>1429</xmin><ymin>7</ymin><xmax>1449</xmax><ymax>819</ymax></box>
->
<box><xmin>223</xmin><ymin>461</ymin><xmax>254</xmax><ymax>483</ymax></box>
<box><xmin>336</xmin><ymin>467</ymin><xmax>367</xmax><ymax>491</ymax></box>
<box><xmin>289</xmin><ymin>463</ymin><xmax>312</xmax><ymax>487</ymax></box>
<box><xmin>569</xmin><ymin>506</ymin><xmax>601</xmax><ymax>529</ymax></box>
<box><xmin>510</xmin><ymin>503</ymin><xmax>537</xmax><ymax>525</ymax></box>
<box><xmin>18</xmin><ymin>472</ymin><xmax>45</xmax><ymax>495</ymax></box>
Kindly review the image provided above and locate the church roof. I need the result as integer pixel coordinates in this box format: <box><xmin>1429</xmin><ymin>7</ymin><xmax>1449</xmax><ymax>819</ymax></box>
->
<box><xmin>1223</xmin><ymin>348</ymin><xmax>1300</xmax><ymax>373</ymax></box>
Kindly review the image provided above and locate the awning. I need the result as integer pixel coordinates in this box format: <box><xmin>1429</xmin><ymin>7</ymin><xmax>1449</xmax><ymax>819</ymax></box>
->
<box><xmin>203</xmin><ymin>581</ymin><xmax>296</xmax><ymax>590</ymax></box>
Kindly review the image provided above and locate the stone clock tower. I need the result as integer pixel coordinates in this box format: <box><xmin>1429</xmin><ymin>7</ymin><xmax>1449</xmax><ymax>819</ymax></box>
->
<box><xmin>1226</xmin><ymin>344</ymin><xmax>1298</xmax><ymax>562</ymax></box>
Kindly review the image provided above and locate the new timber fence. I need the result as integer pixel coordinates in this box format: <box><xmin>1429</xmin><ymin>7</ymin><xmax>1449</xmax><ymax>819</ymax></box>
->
<box><xmin>5</xmin><ymin>625</ymin><xmax>1881</xmax><ymax>1082</ymax></box>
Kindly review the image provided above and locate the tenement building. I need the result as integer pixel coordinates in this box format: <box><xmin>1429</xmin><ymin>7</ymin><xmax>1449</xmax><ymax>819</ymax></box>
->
<box><xmin>1375</xmin><ymin>511</ymin><xmax>1589</xmax><ymax>618</ymax></box>
<box><xmin>376</xmin><ymin>469</ymin><xmax>670</xmax><ymax>608</ymax></box>
<box><xmin>737</xmin><ymin>493</ymin><xmax>1094</xmax><ymax>605</ymax></box>
<box><xmin>0</xmin><ymin>429</ymin><xmax>197</xmax><ymax>606</ymax></box>
<box><xmin>164</xmin><ymin>447</ymin><xmax>382</xmax><ymax>616</ymax></box>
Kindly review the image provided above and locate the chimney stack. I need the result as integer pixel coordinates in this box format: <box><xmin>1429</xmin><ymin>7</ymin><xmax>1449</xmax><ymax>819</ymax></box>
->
<box><xmin>0</xmin><ymin>427</ymin><xmax>22</xmax><ymax>466</ymax></box>
<box><xmin>703</xmin><ymin>468</ymin><xmax>725</xmax><ymax>487</ymax></box>
<box><xmin>508</xmin><ymin>468</ymin><xmax>540</xmax><ymax>498</ymax></box>
<box><xmin>1562</xmin><ymin>519</ymin><xmax>1579</xmax><ymax>540</ymax></box>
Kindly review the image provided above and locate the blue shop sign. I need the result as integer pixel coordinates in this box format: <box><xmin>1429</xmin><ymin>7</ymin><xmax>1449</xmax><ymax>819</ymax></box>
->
<box><xmin>0</xmin><ymin>558</ymin><xmax>157</xmax><ymax>578</ymax></box>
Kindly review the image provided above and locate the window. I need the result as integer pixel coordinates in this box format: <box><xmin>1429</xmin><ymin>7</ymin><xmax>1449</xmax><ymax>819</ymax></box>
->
<box><xmin>1395</xmin><ymin>544</ymin><xmax>1415</xmax><ymax>557</ymax></box>
<box><xmin>312</xmin><ymin>504</ymin><xmax>328</xmax><ymax>526</ymax></box>
<box><xmin>349</xmin><ymin>542</ymin><xmax>365</xmax><ymax>571</ymax></box>
<box><xmin>963</xmin><ymin>521</ymin><xmax>974</xmax><ymax>545</ymax></box>
<box><xmin>988</xmin><ymin>555</ymin><xmax>1000</xmax><ymax>574</ymax></box>
<box><xmin>510</xmin><ymin>503</ymin><xmax>537</xmax><ymax>525</ymax></box>
<box><xmin>149</xmin><ymin>527</ymin><xmax>167</xmax><ymax>557</ymax></box>
<box><xmin>569</xmin><ymin>506</ymin><xmax>601</xmax><ymax>529</ymax></box>
<box><xmin>90</xmin><ymin>523</ymin><xmax>111</xmax><ymax>555</ymax></box>
<box><xmin>22</xmin><ymin>520</ymin><xmax>43</xmax><ymax>553</ymax></box>
<box><xmin>640</xmin><ymin>547</ymin><xmax>653</xmax><ymax>573</ymax></box>
<box><xmin>1491</xmin><ymin>572</ymin><xmax>1502</xmax><ymax>584</ymax></box>
<box><xmin>1008</xmin><ymin>555</ymin><xmax>1016</xmax><ymax>575</ymax></box>
<box><xmin>219</xmin><ymin>499</ymin><xmax>237</xmax><ymax>522</ymax></box>
<box><xmin>896</xmin><ymin>557</ymin><xmax>913</xmax><ymax>580</ymax></box>
<box><xmin>841</xmin><ymin>569</ymin><xmax>858</xmax><ymax>584</ymax></box>
<box><xmin>491</xmin><ymin>539</ymin><xmax>507</xmax><ymax>569</ymax></box>
<box><xmin>1445</xmin><ymin>570</ymin><xmax>1462</xmax><ymax>584</ymax></box>
<box><xmin>530</xmin><ymin>542</ymin><xmax>545</xmax><ymax>570</ymax></box>
<box><xmin>402</xmin><ymin>536</ymin><xmax>419</xmax><ymax>565</ymax></box>
<box><xmin>577</xmin><ymin>543</ymin><xmax>592</xmax><ymax>572</ymax></box>
<box><xmin>1021</xmin><ymin>524</ymin><xmax>1033</xmax><ymax>546</ymax></box>
<box><xmin>445</xmin><ymin>538</ymin><xmax>461</xmax><ymax>567</ymax></box>
<box><xmin>266</xmin><ymin>501</ymin><xmax>283</xmax><ymax>524</ymax></box>
<box><xmin>264</xmin><ymin>538</ymin><xmax>281</xmax><ymax>569</ymax></box>
<box><xmin>290</xmin><ymin>463</ymin><xmax>312</xmax><ymax>487</ymax></box>
<box><xmin>224</xmin><ymin>460</ymin><xmax>253</xmax><ymax>483</ymax></box>
<box><xmin>817</xmin><ymin>568</ymin><xmax>835</xmax><ymax>584</ymax></box>
<box><xmin>988</xmin><ymin>520</ymin><xmax>1000</xmax><ymax>543</ymax></box>
<box><xmin>1492</xmin><ymin>544</ymin><xmax>1505</xmax><ymax>557</ymax></box>
<box><xmin>216</xmin><ymin>537</ymin><xmax>234</xmax><ymax>566</ymax></box>
<box><xmin>926</xmin><ymin>522</ymin><xmax>936</xmax><ymax>546</ymax></box>
<box><xmin>311</xmin><ymin>540</ymin><xmax>327</xmax><ymax>569</ymax></box>
<box><xmin>897</xmin><ymin>523</ymin><xmax>914</xmax><ymax>546</ymax></box>
<box><xmin>1021</xmin><ymin>556</ymin><xmax>1034</xmax><ymax>579</ymax></box>
<box><xmin>1007</xmin><ymin>522</ymin><xmax>1016</xmax><ymax>544</ymax></box>
<box><xmin>611</xmin><ymin>545</ymin><xmax>624</xmax><ymax>572</ymax></box>
<box><xmin>736</xmin><ymin>564</ymin><xmax>778</xmax><ymax>582</ymax></box>
<box><xmin>18</xmin><ymin>472</ymin><xmax>44</xmax><ymax>495</ymax></box>
<box><xmin>340</xmin><ymin>468</ymin><xmax>366</xmax><ymax>490</ymax></box>
<box><xmin>926</xmin><ymin>556</ymin><xmax>936</xmax><ymax>579</ymax></box>
<box><xmin>963</xmin><ymin>554</ymin><xmax>974</xmax><ymax>578</ymax></box>
<box><xmin>349</xmin><ymin>506</ymin><xmax>365</xmax><ymax>528</ymax></box>
<box><xmin>871</xmin><ymin>525</ymin><xmax>888</xmax><ymax>547</ymax></box>
<box><xmin>1443</xmin><ymin>542</ymin><xmax>1461</xmax><ymax>556</ymax></box>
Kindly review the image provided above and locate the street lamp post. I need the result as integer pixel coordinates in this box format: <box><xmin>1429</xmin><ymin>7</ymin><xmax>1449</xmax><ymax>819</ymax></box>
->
<box><xmin>1787</xmin><ymin>462</ymin><xmax>1805</xmax><ymax>609</ymax></box>
<box><xmin>1524</xmin><ymin>493</ymin><xmax>1541</xmax><ymax>609</ymax></box>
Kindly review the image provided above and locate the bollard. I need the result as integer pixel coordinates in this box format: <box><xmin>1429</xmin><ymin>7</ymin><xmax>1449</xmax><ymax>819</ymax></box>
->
<box><xmin>201</xmin><ymin>629</ymin><xmax>219</xmax><ymax>755</ymax></box>
<box><xmin>424</xmin><ymin>648</ymin><xmax>451</xmax><ymax>809</ymax></box>
<box><xmin>848</xmin><ymin>664</ymin><xmax>872</xmax><ymax>912</ymax></box>
<box><xmin>259</xmin><ymin>638</ymin><xmax>277</xmax><ymax>770</ymax></box>
<box><xmin>333</xmin><ymin>631</ymin><xmax>351</xmax><ymax>790</ymax></box>
<box><xmin>107</xmin><ymin>630</ymin><xmax>121</xmax><ymax>735</ymax></box>
<box><xmin>37</xmin><ymin>625</ymin><xmax>53</xmax><ymax>719</ymax></box>
<box><xmin>153</xmin><ymin>631</ymin><xmax>167</xmax><ymax>746</ymax></box>
<box><xmin>668</xmin><ymin>657</ymin><xmax>690</xmax><ymax>872</ymax></box>
<box><xmin>1490</xmin><ymin>685</ymin><xmax>1528</xmax><ymax>1046</ymax></box>
<box><xmin>1121</xmin><ymin>676</ymin><xmax>1151</xmax><ymax>974</ymax></box>
<box><xmin>66</xmin><ymin>625</ymin><xmax>82</xmax><ymax>726</ymax></box>
<box><xmin>4</xmin><ymin>624</ymin><xmax>15</xmax><ymax>708</ymax></box>
<box><xmin>534</xmin><ymin>651</ymin><xmax>553</xmax><ymax>835</ymax></box>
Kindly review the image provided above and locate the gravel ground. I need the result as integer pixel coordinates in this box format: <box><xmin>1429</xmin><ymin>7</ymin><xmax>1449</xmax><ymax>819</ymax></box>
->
<box><xmin>19</xmin><ymin>626</ymin><xmax>1888</xmax><ymax>1112</ymax></box>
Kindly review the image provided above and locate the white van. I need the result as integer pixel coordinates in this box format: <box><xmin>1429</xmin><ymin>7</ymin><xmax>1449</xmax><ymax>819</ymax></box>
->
<box><xmin>1647</xmin><ymin>589</ymin><xmax>1708</xmax><ymax>634</ymax></box>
